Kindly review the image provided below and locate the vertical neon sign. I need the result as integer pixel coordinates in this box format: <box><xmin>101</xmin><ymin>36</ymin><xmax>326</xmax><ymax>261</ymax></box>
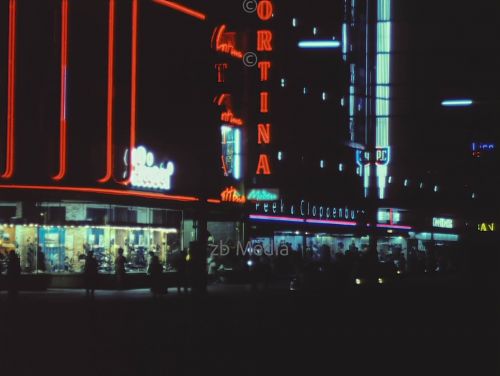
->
<box><xmin>375</xmin><ymin>0</ymin><xmax>391</xmax><ymax>199</ymax></box>
<box><xmin>53</xmin><ymin>0</ymin><xmax>69</xmax><ymax>181</ymax></box>
<box><xmin>2</xmin><ymin>0</ymin><xmax>16</xmax><ymax>179</ymax></box>
<box><xmin>256</xmin><ymin>0</ymin><xmax>273</xmax><ymax>176</ymax></box>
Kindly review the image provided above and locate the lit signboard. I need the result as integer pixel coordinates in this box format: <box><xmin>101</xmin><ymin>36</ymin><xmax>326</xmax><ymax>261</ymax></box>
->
<box><xmin>253</xmin><ymin>199</ymin><xmax>360</xmax><ymax>221</ymax></box>
<box><xmin>124</xmin><ymin>146</ymin><xmax>175</xmax><ymax>191</ymax></box>
<box><xmin>433</xmin><ymin>217</ymin><xmax>453</xmax><ymax>229</ymax></box>
<box><xmin>221</xmin><ymin>126</ymin><xmax>242</xmax><ymax>180</ymax></box>
<box><xmin>478</xmin><ymin>223</ymin><xmax>496</xmax><ymax>232</ymax></box>
<box><xmin>378</xmin><ymin>208</ymin><xmax>401</xmax><ymax>224</ymax></box>
<box><xmin>221</xmin><ymin>186</ymin><xmax>246</xmax><ymax>204</ymax></box>
<box><xmin>247</xmin><ymin>189</ymin><xmax>279</xmax><ymax>201</ymax></box>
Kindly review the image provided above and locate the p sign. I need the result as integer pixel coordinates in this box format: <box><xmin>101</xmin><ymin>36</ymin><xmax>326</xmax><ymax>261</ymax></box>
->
<box><xmin>376</xmin><ymin>147</ymin><xmax>390</xmax><ymax>166</ymax></box>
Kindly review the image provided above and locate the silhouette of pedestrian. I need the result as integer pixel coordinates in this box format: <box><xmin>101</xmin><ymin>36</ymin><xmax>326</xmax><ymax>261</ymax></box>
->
<box><xmin>83</xmin><ymin>251</ymin><xmax>98</xmax><ymax>297</ymax></box>
<box><xmin>148</xmin><ymin>255</ymin><xmax>164</xmax><ymax>298</ymax></box>
<box><xmin>176</xmin><ymin>249</ymin><xmax>188</xmax><ymax>294</ymax></box>
<box><xmin>115</xmin><ymin>248</ymin><xmax>127</xmax><ymax>290</ymax></box>
<box><xmin>6</xmin><ymin>250</ymin><xmax>21</xmax><ymax>300</ymax></box>
<box><xmin>36</xmin><ymin>246</ymin><xmax>46</xmax><ymax>273</ymax></box>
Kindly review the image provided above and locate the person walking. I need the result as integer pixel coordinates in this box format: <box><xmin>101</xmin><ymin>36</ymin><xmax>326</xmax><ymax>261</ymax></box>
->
<box><xmin>36</xmin><ymin>246</ymin><xmax>46</xmax><ymax>273</ymax></box>
<box><xmin>115</xmin><ymin>248</ymin><xmax>127</xmax><ymax>290</ymax></box>
<box><xmin>147</xmin><ymin>255</ymin><xmax>164</xmax><ymax>299</ymax></box>
<box><xmin>83</xmin><ymin>251</ymin><xmax>98</xmax><ymax>297</ymax></box>
<box><xmin>176</xmin><ymin>249</ymin><xmax>188</xmax><ymax>294</ymax></box>
<box><xmin>6</xmin><ymin>250</ymin><xmax>21</xmax><ymax>300</ymax></box>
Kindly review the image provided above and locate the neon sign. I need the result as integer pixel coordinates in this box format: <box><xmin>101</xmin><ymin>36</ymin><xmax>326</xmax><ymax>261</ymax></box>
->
<box><xmin>212</xmin><ymin>25</ymin><xmax>243</xmax><ymax>59</ymax></box>
<box><xmin>253</xmin><ymin>199</ymin><xmax>360</xmax><ymax>221</ymax></box>
<box><xmin>123</xmin><ymin>146</ymin><xmax>175</xmax><ymax>191</ymax></box>
<box><xmin>221</xmin><ymin>186</ymin><xmax>246</xmax><ymax>204</ymax></box>
<box><xmin>433</xmin><ymin>217</ymin><xmax>453</xmax><ymax>229</ymax></box>
<box><xmin>221</xmin><ymin>110</ymin><xmax>244</xmax><ymax>126</ymax></box>
<box><xmin>478</xmin><ymin>223</ymin><xmax>495</xmax><ymax>232</ymax></box>
<box><xmin>247</xmin><ymin>189</ymin><xmax>279</xmax><ymax>201</ymax></box>
<box><xmin>255</xmin><ymin>3</ymin><xmax>274</xmax><ymax>176</ymax></box>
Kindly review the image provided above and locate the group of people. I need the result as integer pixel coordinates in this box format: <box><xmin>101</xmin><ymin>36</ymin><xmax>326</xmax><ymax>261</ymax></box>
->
<box><xmin>82</xmin><ymin>247</ymin><xmax>189</xmax><ymax>298</ymax></box>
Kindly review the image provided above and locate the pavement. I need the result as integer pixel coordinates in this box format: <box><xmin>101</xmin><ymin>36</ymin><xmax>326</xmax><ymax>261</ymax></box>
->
<box><xmin>0</xmin><ymin>278</ymin><xmax>498</xmax><ymax>376</ymax></box>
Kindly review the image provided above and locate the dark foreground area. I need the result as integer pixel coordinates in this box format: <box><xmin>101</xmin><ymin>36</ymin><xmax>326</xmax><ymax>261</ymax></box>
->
<box><xmin>0</xmin><ymin>278</ymin><xmax>498</xmax><ymax>376</ymax></box>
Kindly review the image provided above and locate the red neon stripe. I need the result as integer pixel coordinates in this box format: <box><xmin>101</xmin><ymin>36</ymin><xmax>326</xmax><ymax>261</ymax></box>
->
<box><xmin>99</xmin><ymin>0</ymin><xmax>115</xmax><ymax>183</ymax></box>
<box><xmin>152</xmin><ymin>0</ymin><xmax>206</xmax><ymax>21</ymax></box>
<box><xmin>119</xmin><ymin>0</ymin><xmax>138</xmax><ymax>186</ymax></box>
<box><xmin>53</xmin><ymin>0</ymin><xmax>69</xmax><ymax>181</ymax></box>
<box><xmin>2</xmin><ymin>0</ymin><xmax>16</xmax><ymax>179</ymax></box>
<box><xmin>0</xmin><ymin>184</ymin><xmax>199</xmax><ymax>202</ymax></box>
<box><xmin>207</xmin><ymin>199</ymin><xmax>221</xmax><ymax>204</ymax></box>
<box><xmin>376</xmin><ymin>224</ymin><xmax>412</xmax><ymax>230</ymax></box>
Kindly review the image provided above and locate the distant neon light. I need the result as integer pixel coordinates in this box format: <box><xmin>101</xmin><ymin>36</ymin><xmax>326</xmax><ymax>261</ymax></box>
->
<box><xmin>99</xmin><ymin>0</ymin><xmax>116</xmax><ymax>183</ymax></box>
<box><xmin>53</xmin><ymin>0</ymin><xmax>69</xmax><ymax>181</ymax></box>
<box><xmin>249</xmin><ymin>215</ymin><xmax>304</xmax><ymax>223</ymax></box>
<box><xmin>441</xmin><ymin>99</ymin><xmax>473</xmax><ymax>107</ymax></box>
<box><xmin>377</xmin><ymin>224</ymin><xmax>412</xmax><ymax>230</ymax></box>
<box><xmin>257</xmin><ymin>0</ymin><xmax>273</xmax><ymax>21</ymax></box>
<box><xmin>221</xmin><ymin>110</ymin><xmax>244</xmax><ymax>126</ymax></box>
<box><xmin>247</xmin><ymin>189</ymin><xmax>279</xmax><ymax>201</ymax></box>
<box><xmin>256</xmin><ymin>154</ymin><xmax>272</xmax><ymax>175</ymax></box>
<box><xmin>207</xmin><ymin>199</ymin><xmax>221</xmax><ymax>204</ymax></box>
<box><xmin>2</xmin><ymin>0</ymin><xmax>16</xmax><ymax>179</ymax></box>
<box><xmin>260</xmin><ymin>92</ymin><xmax>269</xmax><ymax>113</ymax></box>
<box><xmin>258</xmin><ymin>61</ymin><xmax>271</xmax><ymax>81</ymax></box>
<box><xmin>298</xmin><ymin>40</ymin><xmax>341</xmax><ymax>49</ymax></box>
<box><xmin>305</xmin><ymin>219</ymin><xmax>357</xmax><ymax>227</ymax></box>
<box><xmin>213</xmin><ymin>25</ymin><xmax>244</xmax><ymax>59</ymax></box>
<box><xmin>258</xmin><ymin>123</ymin><xmax>271</xmax><ymax>144</ymax></box>
<box><xmin>127</xmin><ymin>146</ymin><xmax>175</xmax><ymax>191</ymax></box>
<box><xmin>257</xmin><ymin>30</ymin><xmax>273</xmax><ymax>51</ymax></box>
<box><xmin>0</xmin><ymin>185</ymin><xmax>198</xmax><ymax>202</ymax></box>
<box><xmin>152</xmin><ymin>0</ymin><xmax>206</xmax><ymax>21</ymax></box>
<box><xmin>221</xmin><ymin>186</ymin><xmax>246</xmax><ymax>204</ymax></box>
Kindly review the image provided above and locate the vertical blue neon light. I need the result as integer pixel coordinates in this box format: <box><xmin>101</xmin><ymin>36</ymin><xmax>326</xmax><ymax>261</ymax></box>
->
<box><xmin>342</xmin><ymin>23</ymin><xmax>348</xmax><ymax>60</ymax></box>
<box><xmin>375</xmin><ymin>0</ymin><xmax>391</xmax><ymax>199</ymax></box>
<box><xmin>234</xmin><ymin>128</ymin><xmax>241</xmax><ymax>180</ymax></box>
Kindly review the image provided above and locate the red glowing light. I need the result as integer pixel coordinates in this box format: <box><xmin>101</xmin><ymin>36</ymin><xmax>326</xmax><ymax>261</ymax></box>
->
<box><xmin>99</xmin><ymin>0</ymin><xmax>115</xmax><ymax>183</ymax></box>
<box><xmin>256</xmin><ymin>154</ymin><xmax>271</xmax><ymax>175</ymax></box>
<box><xmin>215</xmin><ymin>63</ymin><xmax>228</xmax><ymax>83</ymax></box>
<box><xmin>207</xmin><ymin>199</ymin><xmax>221</xmax><ymax>204</ymax></box>
<box><xmin>221</xmin><ymin>110</ymin><xmax>244</xmax><ymax>126</ymax></box>
<box><xmin>258</xmin><ymin>61</ymin><xmax>271</xmax><ymax>81</ymax></box>
<box><xmin>257</xmin><ymin>0</ymin><xmax>273</xmax><ymax>21</ymax></box>
<box><xmin>221</xmin><ymin>155</ymin><xmax>228</xmax><ymax>176</ymax></box>
<box><xmin>257</xmin><ymin>30</ymin><xmax>273</xmax><ymax>51</ymax></box>
<box><xmin>213</xmin><ymin>25</ymin><xmax>243</xmax><ymax>59</ymax></box>
<box><xmin>2</xmin><ymin>0</ymin><xmax>16</xmax><ymax>179</ymax></box>
<box><xmin>258</xmin><ymin>123</ymin><xmax>271</xmax><ymax>144</ymax></box>
<box><xmin>152</xmin><ymin>0</ymin><xmax>206</xmax><ymax>21</ymax></box>
<box><xmin>53</xmin><ymin>0</ymin><xmax>69</xmax><ymax>181</ymax></box>
<box><xmin>0</xmin><ymin>184</ymin><xmax>199</xmax><ymax>202</ymax></box>
<box><xmin>260</xmin><ymin>92</ymin><xmax>269</xmax><ymax>113</ymax></box>
<box><xmin>221</xmin><ymin>187</ymin><xmax>246</xmax><ymax>204</ymax></box>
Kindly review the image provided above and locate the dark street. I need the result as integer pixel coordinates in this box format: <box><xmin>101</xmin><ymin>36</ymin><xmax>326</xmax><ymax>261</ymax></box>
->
<box><xmin>1</xmin><ymin>279</ymin><xmax>498</xmax><ymax>375</ymax></box>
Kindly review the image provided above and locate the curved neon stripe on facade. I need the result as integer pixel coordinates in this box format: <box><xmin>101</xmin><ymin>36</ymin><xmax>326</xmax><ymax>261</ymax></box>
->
<box><xmin>305</xmin><ymin>219</ymin><xmax>358</xmax><ymax>227</ymax></box>
<box><xmin>53</xmin><ymin>0</ymin><xmax>69</xmax><ymax>181</ymax></box>
<box><xmin>99</xmin><ymin>0</ymin><xmax>116</xmax><ymax>183</ymax></box>
<box><xmin>152</xmin><ymin>0</ymin><xmax>206</xmax><ymax>21</ymax></box>
<box><xmin>0</xmin><ymin>185</ymin><xmax>199</xmax><ymax>202</ymax></box>
<box><xmin>249</xmin><ymin>215</ymin><xmax>305</xmax><ymax>223</ymax></box>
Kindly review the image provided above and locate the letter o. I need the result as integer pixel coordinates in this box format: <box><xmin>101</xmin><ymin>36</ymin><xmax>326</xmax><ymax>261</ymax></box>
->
<box><xmin>257</xmin><ymin>0</ymin><xmax>273</xmax><ymax>21</ymax></box>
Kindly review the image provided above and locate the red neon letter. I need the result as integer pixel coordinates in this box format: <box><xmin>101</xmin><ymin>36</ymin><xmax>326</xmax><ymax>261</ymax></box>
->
<box><xmin>257</xmin><ymin>0</ymin><xmax>273</xmax><ymax>21</ymax></box>
<box><xmin>99</xmin><ymin>0</ymin><xmax>115</xmax><ymax>183</ymax></box>
<box><xmin>215</xmin><ymin>63</ymin><xmax>228</xmax><ymax>83</ymax></box>
<box><xmin>260</xmin><ymin>92</ymin><xmax>269</xmax><ymax>113</ymax></box>
<box><xmin>258</xmin><ymin>124</ymin><xmax>271</xmax><ymax>144</ymax></box>
<box><xmin>256</xmin><ymin>154</ymin><xmax>272</xmax><ymax>175</ymax></box>
<box><xmin>257</xmin><ymin>30</ymin><xmax>273</xmax><ymax>51</ymax></box>
<box><xmin>53</xmin><ymin>0</ymin><xmax>69</xmax><ymax>181</ymax></box>
<box><xmin>258</xmin><ymin>61</ymin><xmax>271</xmax><ymax>81</ymax></box>
<box><xmin>2</xmin><ymin>0</ymin><xmax>17</xmax><ymax>179</ymax></box>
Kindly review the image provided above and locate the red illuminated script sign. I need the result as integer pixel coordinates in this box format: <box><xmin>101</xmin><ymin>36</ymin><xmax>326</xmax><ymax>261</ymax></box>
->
<box><xmin>221</xmin><ymin>186</ymin><xmax>246</xmax><ymax>203</ymax></box>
